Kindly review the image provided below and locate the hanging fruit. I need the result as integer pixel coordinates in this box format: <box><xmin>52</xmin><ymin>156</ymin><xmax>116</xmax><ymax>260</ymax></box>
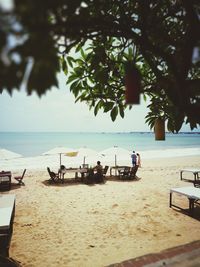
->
<box><xmin>125</xmin><ymin>62</ymin><xmax>141</xmax><ymax>104</ymax></box>
<box><xmin>154</xmin><ymin>118</ymin><xmax>165</xmax><ymax>140</ymax></box>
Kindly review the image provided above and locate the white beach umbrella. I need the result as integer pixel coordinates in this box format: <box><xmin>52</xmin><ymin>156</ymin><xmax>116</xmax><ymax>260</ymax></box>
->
<box><xmin>76</xmin><ymin>147</ymin><xmax>102</xmax><ymax>165</ymax></box>
<box><xmin>100</xmin><ymin>146</ymin><xmax>131</xmax><ymax>167</ymax></box>
<box><xmin>42</xmin><ymin>147</ymin><xmax>76</xmax><ymax>155</ymax></box>
<box><xmin>0</xmin><ymin>148</ymin><xmax>22</xmax><ymax>160</ymax></box>
<box><xmin>42</xmin><ymin>146</ymin><xmax>78</xmax><ymax>167</ymax></box>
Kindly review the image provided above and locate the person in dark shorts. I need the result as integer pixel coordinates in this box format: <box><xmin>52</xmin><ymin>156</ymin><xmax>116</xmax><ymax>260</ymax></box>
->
<box><xmin>131</xmin><ymin>151</ymin><xmax>137</xmax><ymax>167</ymax></box>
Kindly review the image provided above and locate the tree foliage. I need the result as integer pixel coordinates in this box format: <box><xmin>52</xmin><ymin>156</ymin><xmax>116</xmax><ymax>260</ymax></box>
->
<box><xmin>0</xmin><ymin>0</ymin><xmax>200</xmax><ymax>131</ymax></box>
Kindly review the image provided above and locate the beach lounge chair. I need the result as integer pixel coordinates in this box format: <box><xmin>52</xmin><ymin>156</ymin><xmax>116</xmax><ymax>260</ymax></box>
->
<box><xmin>14</xmin><ymin>169</ymin><xmax>26</xmax><ymax>185</ymax></box>
<box><xmin>47</xmin><ymin>167</ymin><xmax>60</xmax><ymax>183</ymax></box>
<box><xmin>170</xmin><ymin>186</ymin><xmax>200</xmax><ymax>216</ymax></box>
<box><xmin>118</xmin><ymin>166</ymin><xmax>131</xmax><ymax>180</ymax></box>
<box><xmin>0</xmin><ymin>194</ymin><xmax>15</xmax><ymax>258</ymax></box>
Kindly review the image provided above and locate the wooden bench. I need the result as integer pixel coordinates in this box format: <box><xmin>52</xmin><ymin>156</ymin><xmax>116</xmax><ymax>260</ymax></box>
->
<box><xmin>0</xmin><ymin>171</ymin><xmax>12</xmax><ymax>191</ymax></box>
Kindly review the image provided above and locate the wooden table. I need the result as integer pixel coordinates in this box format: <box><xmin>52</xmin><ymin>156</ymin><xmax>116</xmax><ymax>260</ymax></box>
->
<box><xmin>60</xmin><ymin>168</ymin><xmax>88</xmax><ymax>182</ymax></box>
<box><xmin>0</xmin><ymin>194</ymin><xmax>16</xmax><ymax>257</ymax></box>
<box><xmin>180</xmin><ymin>169</ymin><xmax>200</xmax><ymax>181</ymax></box>
<box><xmin>169</xmin><ymin>187</ymin><xmax>200</xmax><ymax>216</ymax></box>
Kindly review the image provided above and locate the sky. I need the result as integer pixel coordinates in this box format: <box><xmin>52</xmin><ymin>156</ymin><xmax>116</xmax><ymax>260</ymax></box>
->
<box><xmin>0</xmin><ymin>72</ymin><xmax>195</xmax><ymax>133</ymax></box>
<box><xmin>0</xmin><ymin>0</ymin><xmax>197</xmax><ymax>133</ymax></box>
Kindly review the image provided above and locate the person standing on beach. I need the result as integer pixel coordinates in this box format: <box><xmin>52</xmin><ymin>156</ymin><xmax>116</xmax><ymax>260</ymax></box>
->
<box><xmin>131</xmin><ymin>151</ymin><xmax>137</xmax><ymax>167</ymax></box>
<box><xmin>136</xmin><ymin>153</ymin><xmax>141</xmax><ymax>168</ymax></box>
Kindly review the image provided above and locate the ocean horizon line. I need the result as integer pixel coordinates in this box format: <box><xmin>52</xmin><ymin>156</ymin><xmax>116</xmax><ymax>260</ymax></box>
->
<box><xmin>0</xmin><ymin>131</ymin><xmax>199</xmax><ymax>134</ymax></box>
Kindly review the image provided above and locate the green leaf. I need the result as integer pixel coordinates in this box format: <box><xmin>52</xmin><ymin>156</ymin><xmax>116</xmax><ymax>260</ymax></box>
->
<box><xmin>72</xmin><ymin>83</ymin><xmax>81</xmax><ymax>97</ymax></box>
<box><xmin>119</xmin><ymin>105</ymin><xmax>125</xmax><ymax>118</ymax></box>
<box><xmin>94</xmin><ymin>100</ymin><xmax>103</xmax><ymax>116</ymax></box>
<box><xmin>143</xmin><ymin>94</ymin><xmax>147</xmax><ymax>101</ymax></box>
<box><xmin>69</xmin><ymin>80</ymin><xmax>79</xmax><ymax>91</ymax></box>
<box><xmin>111</xmin><ymin>106</ymin><xmax>118</xmax><ymax>121</ymax></box>
<box><xmin>80</xmin><ymin>48</ymin><xmax>86</xmax><ymax>60</ymax></box>
<box><xmin>61</xmin><ymin>59</ymin><xmax>68</xmax><ymax>74</ymax></box>
<box><xmin>104</xmin><ymin>102</ymin><xmax>114</xmax><ymax>112</ymax></box>
<box><xmin>66</xmin><ymin>74</ymin><xmax>78</xmax><ymax>84</ymax></box>
<box><xmin>75</xmin><ymin>42</ymin><xmax>83</xmax><ymax>52</ymax></box>
<box><xmin>67</xmin><ymin>56</ymin><xmax>75</xmax><ymax>68</ymax></box>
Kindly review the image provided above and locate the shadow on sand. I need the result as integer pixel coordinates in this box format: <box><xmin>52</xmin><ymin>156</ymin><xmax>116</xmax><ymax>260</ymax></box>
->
<box><xmin>0</xmin><ymin>183</ymin><xmax>22</xmax><ymax>192</ymax></box>
<box><xmin>42</xmin><ymin>175</ymin><xmax>142</xmax><ymax>187</ymax></box>
<box><xmin>106</xmin><ymin>175</ymin><xmax>142</xmax><ymax>182</ymax></box>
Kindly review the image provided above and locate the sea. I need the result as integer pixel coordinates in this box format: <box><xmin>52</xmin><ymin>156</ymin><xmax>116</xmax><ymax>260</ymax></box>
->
<box><xmin>0</xmin><ymin>131</ymin><xmax>200</xmax><ymax>158</ymax></box>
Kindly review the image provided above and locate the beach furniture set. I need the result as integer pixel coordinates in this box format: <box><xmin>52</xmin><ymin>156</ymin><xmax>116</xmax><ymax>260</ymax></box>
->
<box><xmin>0</xmin><ymin>170</ymin><xmax>26</xmax><ymax>191</ymax></box>
<box><xmin>46</xmin><ymin>165</ymin><xmax>143</xmax><ymax>184</ymax></box>
<box><xmin>110</xmin><ymin>165</ymin><xmax>139</xmax><ymax>180</ymax></box>
<box><xmin>170</xmin><ymin>168</ymin><xmax>200</xmax><ymax>217</ymax></box>
<box><xmin>48</xmin><ymin>164</ymin><xmax>140</xmax><ymax>183</ymax></box>
<box><xmin>47</xmin><ymin>166</ymin><xmax>89</xmax><ymax>183</ymax></box>
<box><xmin>0</xmin><ymin>194</ymin><xmax>15</xmax><ymax>257</ymax></box>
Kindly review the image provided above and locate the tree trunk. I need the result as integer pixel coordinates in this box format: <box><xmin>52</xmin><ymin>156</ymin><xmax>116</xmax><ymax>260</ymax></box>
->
<box><xmin>154</xmin><ymin>118</ymin><xmax>165</xmax><ymax>140</ymax></box>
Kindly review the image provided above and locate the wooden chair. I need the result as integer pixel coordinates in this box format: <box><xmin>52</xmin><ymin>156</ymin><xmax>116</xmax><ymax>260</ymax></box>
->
<box><xmin>101</xmin><ymin>165</ymin><xmax>109</xmax><ymax>183</ymax></box>
<box><xmin>47</xmin><ymin>167</ymin><xmax>60</xmax><ymax>183</ymax></box>
<box><xmin>82</xmin><ymin>164</ymin><xmax>89</xmax><ymax>169</ymax></box>
<box><xmin>118</xmin><ymin>166</ymin><xmax>131</xmax><ymax>180</ymax></box>
<box><xmin>14</xmin><ymin>169</ymin><xmax>26</xmax><ymax>185</ymax></box>
<box><xmin>103</xmin><ymin>166</ymin><xmax>109</xmax><ymax>177</ymax></box>
<box><xmin>129</xmin><ymin>165</ymin><xmax>139</xmax><ymax>180</ymax></box>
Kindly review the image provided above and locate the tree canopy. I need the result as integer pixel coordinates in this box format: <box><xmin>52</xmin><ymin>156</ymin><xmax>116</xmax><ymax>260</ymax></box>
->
<box><xmin>0</xmin><ymin>0</ymin><xmax>200</xmax><ymax>132</ymax></box>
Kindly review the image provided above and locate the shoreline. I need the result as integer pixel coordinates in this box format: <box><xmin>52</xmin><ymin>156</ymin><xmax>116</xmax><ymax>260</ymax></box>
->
<box><xmin>0</xmin><ymin>132</ymin><xmax>200</xmax><ymax>158</ymax></box>
<box><xmin>6</xmin><ymin>155</ymin><xmax>200</xmax><ymax>267</ymax></box>
<box><xmin>0</xmin><ymin>147</ymin><xmax>200</xmax><ymax>172</ymax></box>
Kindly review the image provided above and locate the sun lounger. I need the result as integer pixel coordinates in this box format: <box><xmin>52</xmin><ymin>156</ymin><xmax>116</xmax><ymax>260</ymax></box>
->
<box><xmin>169</xmin><ymin>186</ymin><xmax>200</xmax><ymax>216</ymax></box>
<box><xmin>0</xmin><ymin>194</ymin><xmax>15</xmax><ymax>257</ymax></box>
<box><xmin>180</xmin><ymin>168</ymin><xmax>200</xmax><ymax>181</ymax></box>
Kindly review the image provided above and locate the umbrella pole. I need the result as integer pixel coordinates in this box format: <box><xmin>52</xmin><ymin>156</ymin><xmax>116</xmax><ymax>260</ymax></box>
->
<box><xmin>115</xmin><ymin>154</ymin><xmax>117</xmax><ymax>176</ymax></box>
<box><xmin>83</xmin><ymin>156</ymin><xmax>86</xmax><ymax>165</ymax></box>
<box><xmin>59</xmin><ymin>153</ymin><xmax>62</xmax><ymax>168</ymax></box>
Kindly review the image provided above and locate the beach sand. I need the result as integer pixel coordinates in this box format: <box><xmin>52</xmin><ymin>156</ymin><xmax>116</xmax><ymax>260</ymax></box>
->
<box><xmin>7</xmin><ymin>155</ymin><xmax>200</xmax><ymax>267</ymax></box>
